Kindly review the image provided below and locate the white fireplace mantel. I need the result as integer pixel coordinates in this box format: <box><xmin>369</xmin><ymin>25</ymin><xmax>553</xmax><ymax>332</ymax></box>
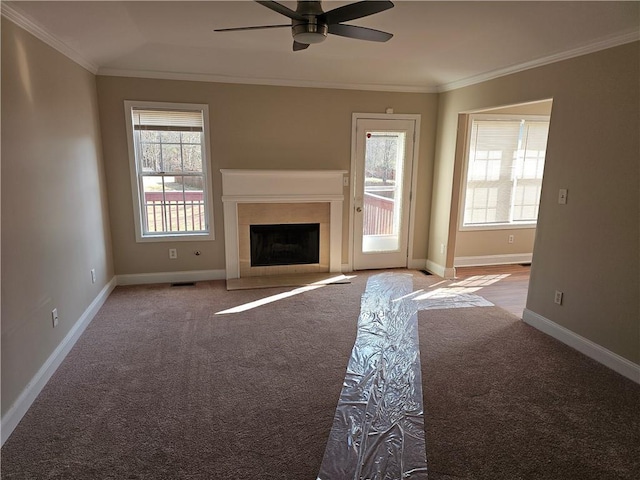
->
<box><xmin>221</xmin><ymin>169</ymin><xmax>347</xmax><ymax>279</ymax></box>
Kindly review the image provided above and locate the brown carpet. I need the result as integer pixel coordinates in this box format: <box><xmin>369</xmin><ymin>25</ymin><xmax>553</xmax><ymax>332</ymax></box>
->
<box><xmin>2</xmin><ymin>270</ymin><xmax>639</xmax><ymax>479</ymax></box>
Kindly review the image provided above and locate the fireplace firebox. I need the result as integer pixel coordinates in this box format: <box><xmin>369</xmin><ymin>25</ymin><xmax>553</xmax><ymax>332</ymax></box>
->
<box><xmin>250</xmin><ymin>223</ymin><xmax>320</xmax><ymax>267</ymax></box>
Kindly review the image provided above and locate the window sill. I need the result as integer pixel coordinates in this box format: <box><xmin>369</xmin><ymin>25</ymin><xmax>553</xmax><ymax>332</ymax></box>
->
<box><xmin>135</xmin><ymin>232</ymin><xmax>215</xmax><ymax>243</ymax></box>
<box><xmin>459</xmin><ymin>223</ymin><xmax>537</xmax><ymax>232</ymax></box>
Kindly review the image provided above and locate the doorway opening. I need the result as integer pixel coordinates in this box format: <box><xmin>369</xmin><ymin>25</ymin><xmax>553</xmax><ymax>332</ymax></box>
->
<box><xmin>450</xmin><ymin>98</ymin><xmax>554</xmax><ymax>318</ymax></box>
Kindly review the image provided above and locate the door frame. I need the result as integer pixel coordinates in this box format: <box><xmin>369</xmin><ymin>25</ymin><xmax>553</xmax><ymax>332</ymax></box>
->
<box><xmin>348</xmin><ymin>113</ymin><xmax>421</xmax><ymax>271</ymax></box>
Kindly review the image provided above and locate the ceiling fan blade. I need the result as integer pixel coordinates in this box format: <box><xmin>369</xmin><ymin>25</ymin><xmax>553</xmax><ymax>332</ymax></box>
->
<box><xmin>293</xmin><ymin>41</ymin><xmax>310</xmax><ymax>51</ymax></box>
<box><xmin>321</xmin><ymin>1</ymin><xmax>394</xmax><ymax>25</ymax></box>
<box><xmin>214</xmin><ymin>24</ymin><xmax>290</xmax><ymax>32</ymax></box>
<box><xmin>256</xmin><ymin>1</ymin><xmax>305</xmax><ymax>21</ymax></box>
<box><xmin>328</xmin><ymin>24</ymin><xmax>393</xmax><ymax>42</ymax></box>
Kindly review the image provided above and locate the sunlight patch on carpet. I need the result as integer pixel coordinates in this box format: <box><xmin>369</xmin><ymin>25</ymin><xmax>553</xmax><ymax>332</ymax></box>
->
<box><xmin>216</xmin><ymin>275</ymin><xmax>357</xmax><ymax>315</ymax></box>
<box><xmin>411</xmin><ymin>288</ymin><xmax>494</xmax><ymax>310</ymax></box>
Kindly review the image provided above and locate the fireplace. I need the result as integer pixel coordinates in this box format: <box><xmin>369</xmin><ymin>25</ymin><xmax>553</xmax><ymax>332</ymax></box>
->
<box><xmin>250</xmin><ymin>223</ymin><xmax>320</xmax><ymax>267</ymax></box>
<box><xmin>238</xmin><ymin>203</ymin><xmax>329</xmax><ymax>277</ymax></box>
<box><xmin>221</xmin><ymin>169</ymin><xmax>346</xmax><ymax>279</ymax></box>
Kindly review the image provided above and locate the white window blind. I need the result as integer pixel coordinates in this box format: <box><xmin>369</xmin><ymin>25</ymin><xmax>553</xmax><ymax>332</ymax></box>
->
<box><xmin>132</xmin><ymin>108</ymin><xmax>204</xmax><ymax>131</ymax></box>
<box><xmin>463</xmin><ymin>116</ymin><xmax>549</xmax><ymax>228</ymax></box>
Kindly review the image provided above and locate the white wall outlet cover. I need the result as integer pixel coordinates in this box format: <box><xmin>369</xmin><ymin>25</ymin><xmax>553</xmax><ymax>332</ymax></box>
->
<box><xmin>558</xmin><ymin>188</ymin><xmax>568</xmax><ymax>204</ymax></box>
<box><xmin>554</xmin><ymin>290</ymin><xmax>563</xmax><ymax>305</ymax></box>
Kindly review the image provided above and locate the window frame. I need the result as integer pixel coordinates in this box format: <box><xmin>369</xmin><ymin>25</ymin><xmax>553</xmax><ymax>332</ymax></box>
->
<box><xmin>124</xmin><ymin>100</ymin><xmax>215</xmax><ymax>242</ymax></box>
<box><xmin>459</xmin><ymin>113</ymin><xmax>550</xmax><ymax>232</ymax></box>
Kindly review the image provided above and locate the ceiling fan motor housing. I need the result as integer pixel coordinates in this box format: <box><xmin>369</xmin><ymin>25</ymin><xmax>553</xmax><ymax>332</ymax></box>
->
<box><xmin>292</xmin><ymin>21</ymin><xmax>328</xmax><ymax>44</ymax></box>
<box><xmin>293</xmin><ymin>1</ymin><xmax>328</xmax><ymax>44</ymax></box>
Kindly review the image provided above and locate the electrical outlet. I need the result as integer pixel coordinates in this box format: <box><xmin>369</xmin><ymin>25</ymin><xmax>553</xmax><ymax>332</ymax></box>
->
<box><xmin>558</xmin><ymin>188</ymin><xmax>568</xmax><ymax>204</ymax></box>
<box><xmin>508</xmin><ymin>234</ymin><xmax>514</xmax><ymax>244</ymax></box>
<box><xmin>51</xmin><ymin>308</ymin><xmax>59</xmax><ymax>327</ymax></box>
<box><xmin>169</xmin><ymin>248</ymin><xmax>178</xmax><ymax>259</ymax></box>
<box><xmin>440</xmin><ymin>243</ymin><xmax>445</xmax><ymax>254</ymax></box>
<box><xmin>554</xmin><ymin>290</ymin><xmax>563</xmax><ymax>305</ymax></box>
<box><xmin>90</xmin><ymin>268</ymin><xmax>96</xmax><ymax>284</ymax></box>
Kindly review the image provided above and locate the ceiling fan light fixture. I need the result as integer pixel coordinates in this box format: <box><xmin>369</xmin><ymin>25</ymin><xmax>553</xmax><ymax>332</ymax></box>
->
<box><xmin>292</xmin><ymin>22</ymin><xmax>328</xmax><ymax>44</ymax></box>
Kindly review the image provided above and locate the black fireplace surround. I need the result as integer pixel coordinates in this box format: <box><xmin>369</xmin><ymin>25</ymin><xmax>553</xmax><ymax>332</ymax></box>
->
<box><xmin>250</xmin><ymin>223</ymin><xmax>320</xmax><ymax>267</ymax></box>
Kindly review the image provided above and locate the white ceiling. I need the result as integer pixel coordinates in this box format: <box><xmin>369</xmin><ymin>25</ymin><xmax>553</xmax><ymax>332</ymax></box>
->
<box><xmin>4</xmin><ymin>1</ymin><xmax>639</xmax><ymax>92</ymax></box>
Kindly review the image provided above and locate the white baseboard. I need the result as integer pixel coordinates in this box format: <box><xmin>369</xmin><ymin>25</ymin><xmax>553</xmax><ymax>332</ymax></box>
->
<box><xmin>1</xmin><ymin>278</ymin><xmax>117</xmax><ymax>446</ymax></box>
<box><xmin>117</xmin><ymin>269</ymin><xmax>226</xmax><ymax>286</ymax></box>
<box><xmin>425</xmin><ymin>259</ymin><xmax>456</xmax><ymax>279</ymax></box>
<box><xmin>523</xmin><ymin>309</ymin><xmax>640</xmax><ymax>384</ymax></box>
<box><xmin>454</xmin><ymin>253</ymin><xmax>533</xmax><ymax>267</ymax></box>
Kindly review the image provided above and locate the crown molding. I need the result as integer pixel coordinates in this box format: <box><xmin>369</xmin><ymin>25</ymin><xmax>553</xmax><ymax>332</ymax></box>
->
<box><xmin>1</xmin><ymin>2</ymin><xmax>99</xmax><ymax>74</ymax></box>
<box><xmin>438</xmin><ymin>28</ymin><xmax>640</xmax><ymax>93</ymax></box>
<box><xmin>96</xmin><ymin>67</ymin><xmax>437</xmax><ymax>93</ymax></box>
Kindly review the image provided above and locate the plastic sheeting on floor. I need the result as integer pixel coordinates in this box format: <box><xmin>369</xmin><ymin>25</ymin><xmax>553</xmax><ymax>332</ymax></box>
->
<box><xmin>317</xmin><ymin>273</ymin><xmax>428</xmax><ymax>480</ymax></box>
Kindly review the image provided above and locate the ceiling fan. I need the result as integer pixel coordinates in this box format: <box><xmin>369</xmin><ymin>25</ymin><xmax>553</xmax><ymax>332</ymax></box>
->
<box><xmin>215</xmin><ymin>1</ymin><xmax>395</xmax><ymax>51</ymax></box>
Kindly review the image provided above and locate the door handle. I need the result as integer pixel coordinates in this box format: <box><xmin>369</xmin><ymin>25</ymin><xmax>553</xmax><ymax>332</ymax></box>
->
<box><xmin>356</xmin><ymin>207</ymin><xmax>362</xmax><ymax>213</ymax></box>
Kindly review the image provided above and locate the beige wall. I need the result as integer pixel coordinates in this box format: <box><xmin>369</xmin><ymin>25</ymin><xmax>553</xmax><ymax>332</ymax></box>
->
<box><xmin>455</xmin><ymin>229</ymin><xmax>537</xmax><ymax>259</ymax></box>
<box><xmin>96</xmin><ymin>77</ymin><xmax>437</xmax><ymax>274</ymax></box>
<box><xmin>1</xmin><ymin>18</ymin><xmax>114</xmax><ymax>415</ymax></box>
<box><xmin>454</xmin><ymin>100</ymin><xmax>553</xmax><ymax>260</ymax></box>
<box><xmin>431</xmin><ymin>42</ymin><xmax>639</xmax><ymax>363</ymax></box>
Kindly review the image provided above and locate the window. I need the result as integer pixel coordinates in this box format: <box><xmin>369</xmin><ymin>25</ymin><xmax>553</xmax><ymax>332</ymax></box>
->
<box><xmin>124</xmin><ymin>101</ymin><xmax>214</xmax><ymax>241</ymax></box>
<box><xmin>461</xmin><ymin>114</ymin><xmax>550</xmax><ymax>229</ymax></box>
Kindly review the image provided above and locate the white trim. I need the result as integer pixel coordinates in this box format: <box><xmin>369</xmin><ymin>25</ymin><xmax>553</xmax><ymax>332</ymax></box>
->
<box><xmin>347</xmin><ymin>118</ymin><xmax>358</xmax><ymax>273</ymax></box>
<box><xmin>221</xmin><ymin>194</ymin><xmax>344</xmax><ymax>203</ymax></box>
<box><xmin>407</xmin><ymin>118</ymin><xmax>421</xmax><ymax>271</ymax></box>
<box><xmin>523</xmin><ymin>309</ymin><xmax>640</xmax><ymax>384</ymax></box>
<box><xmin>220</xmin><ymin>169</ymin><xmax>348</xmax><ymax>178</ymax></box>
<box><xmin>116</xmin><ymin>269</ymin><xmax>226</xmax><ymax>286</ymax></box>
<box><xmin>1</xmin><ymin>278</ymin><xmax>116</xmax><ymax>446</ymax></box>
<box><xmin>98</xmin><ymin>68</ymin><xmax>435</xmax><ymax>94</ymax></box>
<box><xmin>1</xmin><ymin>3</ymin><xmax>99</xmax><ymax>74</ymax></box>
<box><xmin>438</xmin><ymin>28</ymin><xmax>640</xmax><ymax>93</ymax></box>
<box><xmin>460</xmin><ymin>223</ymin><xmax>537</xmax><ymax>232</ymax></box>
<box><xmin>454</xmin><ymin>253</ymin><xmax>533</xmax><ymax>267</ymax></box>
<box><xmin>425</xmin><ymin>259</ymin><xmax>456</xmax><ymax>279</ymax></box>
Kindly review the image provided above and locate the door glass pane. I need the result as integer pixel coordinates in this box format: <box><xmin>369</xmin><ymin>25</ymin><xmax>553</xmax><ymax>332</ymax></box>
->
<box><xmin>362</xmin><ymin>131</ymin><xmax>405</xmax><ymax>253</ymax></box>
